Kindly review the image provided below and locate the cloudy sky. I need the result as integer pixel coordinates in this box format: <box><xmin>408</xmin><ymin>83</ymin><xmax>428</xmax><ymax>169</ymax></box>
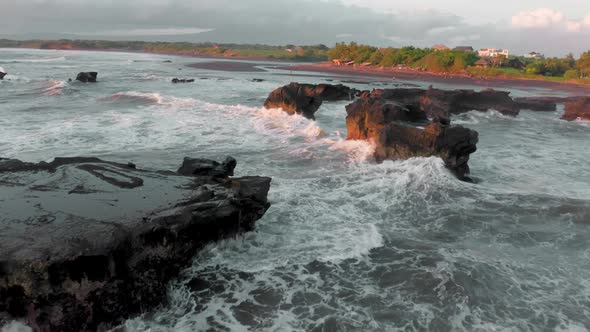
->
<box><xmin>1</xmin><ymin>0</ymin><xmax>588</xmax><ymax>56</ymax></box>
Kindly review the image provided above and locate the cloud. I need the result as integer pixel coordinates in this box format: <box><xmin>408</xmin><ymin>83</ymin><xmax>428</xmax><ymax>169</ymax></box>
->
<box><xmin>76</xmin><ymin>28</ymin><xmax>214</xmax><ymax>36</ymax></box>
<box><xmin>511</xmin><ymin>8</ymin><xmax>564</xmax><ymax>28</ymax></box>
<box><xmin>1</xmin><ymin>1</ymin><xmax>590</xmax><ymax>56</ymax></box>
<box><xmin>511</xmin><ymin>8</ymin><xmax>590</xmax><ymax>34</ymax></box>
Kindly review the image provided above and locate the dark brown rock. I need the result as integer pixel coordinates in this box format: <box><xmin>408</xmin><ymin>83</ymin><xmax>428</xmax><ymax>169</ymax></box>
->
<box><xmin>563</xmin><ymin>97</ymin><xmax>590</xmax><ymax>121</ymax></box>
<box><xmin>346</xmin><ymin>97</ymin><xmax>478</xmax><ymax>180</ymax></box>
<box><xmin>177</xmin><ymin>156</ymin><xmax>237</xmax><ymax>177</ymax></box>
<box><xmin>0</xmin><ymin>157</ymin><xmax>271</xmax><ymax>332</ymax></box>
<box><xmin>75</xmin><ymin>72</ymin><xmax>98</xmax><ymax>83</ymax></box>
<box><xmin>362</xmin><ymin>87</ymin><xmax>520</xmax><ymax>123</ymax></box>
<box><xmin>264</xmin><ymin>83</ymin><xmax>356</xmax><ymax>119</ymax></box>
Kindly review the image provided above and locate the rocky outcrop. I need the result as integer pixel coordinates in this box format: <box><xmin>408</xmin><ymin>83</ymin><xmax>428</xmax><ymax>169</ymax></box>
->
<box><xmin>346</xmin><ymin>97</ymin><xmax>478</xmax><ymax>180</ymax></box>
<box><xmin>0</xmin><ymin>67</ymin><xmax>6</xmax><ymax>80</ymax></box>
<box><xmin>264</xmin><ymin>83</ymin><xmax>356</xmax><ymax>119</ymax></box>
<box><xmin>171</xmin><ymin>78</ymin><xmax>195</xmax><ymax>83</ymax></box>
<box><xmin>361</xmin><ymin>87</ymin><xmax>519</xmax><ymax>124</ymax></box>
<box><xmin>76</xmin><ymin>72</ymin><xmax>98</xmax><ymax>83</ymax></box>
<box><xmin>563</xmin><ymin>97</ymin><xmax>590</xmax><ymax>121</ymax></box>
<box><xmin>0</xmin><ymin>157</ymin><xmax>271</xmax><ymax>332</ymax></box>
<box><xmin>514</xmin><ymin>96</ymin><xmax>588</xmax><ymax>113</ymax></box>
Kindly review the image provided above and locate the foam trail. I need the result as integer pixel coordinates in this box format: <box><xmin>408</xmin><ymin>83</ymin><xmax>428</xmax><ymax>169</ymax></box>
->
<box><xmin>0</xmin><ymin>56</ymin><xmax>66</xmax><ymax>63</ymax></box>
<box><xmin>42</xmin><ymin>80</ymin><xmax>66</xmax><ymax>96</ymax></box>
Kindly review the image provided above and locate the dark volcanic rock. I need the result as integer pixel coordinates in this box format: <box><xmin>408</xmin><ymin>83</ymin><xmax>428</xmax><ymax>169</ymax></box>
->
<box><xmin>171</xmin><ymin>78</ymin><xmax>195</xmax><ymax>83</ymax></box>
<box><xmin>0</xmin><ymin>70</ymin><xmax>6</xmax><ymax>80</ymax></box>
<box><xmin>75</xmin><ymin>72</ymin><xmax>98</xmax><ymax>83</ymax></box>
<box><xmin>346</xmin><ymin>97</ymin><xmax>478</xmax><ymax>180</ymax></box>
<box><xmin>362</xmin><ymin>87</ymin><xmax>519</xmax><ymax>123</ymax></box>
<box><xmin>177</xmin><ymin>156</ymin><xmax>237</xmax><ymax>177</ymax></box>
<box><xmin>514</xmin><ymin>96</ymin><xmax>587</xmax><ymax>113</ymax></box>
<box><xmin>563</xmin><ymin>97</ymin><xmax>590</xmax><ymax>121</ymax></box>
<box><xmin>514</xmin><ymin>97</ymin><xmax>560</xmax><ymax>112</ymax></box>
<box><xmin>264</xmin><ymin>83</ymin><xmax>356</xmax><ymax>119</ymax></box>
<box><xmin>0</xmin><ymin>157</ymin><xmax>271</xmax><ymax>332</ymax></box>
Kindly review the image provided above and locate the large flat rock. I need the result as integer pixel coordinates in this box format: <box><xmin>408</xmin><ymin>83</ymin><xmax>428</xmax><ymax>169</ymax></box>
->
<box><xmin>0</xmin><ymin>157</ymin><xmax>271</xmax><ymax>332</ymax></box>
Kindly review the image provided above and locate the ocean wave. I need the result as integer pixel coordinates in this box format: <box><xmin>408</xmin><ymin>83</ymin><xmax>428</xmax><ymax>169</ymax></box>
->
<box><xmin>42</xmin><ymin>80</ymin><xmax>66</xmax><ymax>96</ymax></box>
<box><xmin>452</xmin><ymin>109</ymin><xmax>521</xmax><ymax>125</ymax></box>
<box><xmin>0</xmin><ymin>56</ymin><xmax>66</xmax><ymax>64</ymax></box>
<box><xmin>99</xmin><ymin>91</ymin><xmax>198</xmax><ymax>108</ymax></box>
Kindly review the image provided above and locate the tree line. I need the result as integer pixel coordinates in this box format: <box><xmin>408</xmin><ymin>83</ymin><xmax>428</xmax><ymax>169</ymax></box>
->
<box><xmin>328</xmin><ymin>42</ymin><xmax>590</xmax><ymax>80</ymax></box>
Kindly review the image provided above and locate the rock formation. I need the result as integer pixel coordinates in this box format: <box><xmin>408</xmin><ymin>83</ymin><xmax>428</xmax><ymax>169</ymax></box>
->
<box><xmin>346</xmin><ymin>97</ymin><xmax>479</xmax><ymax>180</ymax></box>
<box><xmin>0</xmin><ymin>67</ymin><xmax>6</xmax><ymax>80</ymax></box>
<box><xmin>171</xmin><ymin>78</ymin><xmax>195</xmax><ymax>83</ymax></box>
<box><xmin>562</xmin><ymin>97</ymin><xmax>590</xmax><ymax>121</ymax></box>
<box><xmin>76</xmin><ymin>72</ymin><xmax>98</xmax><ymax>83</ymax></box>
<box><xmin>360</xmin><ymin>87</ymin><xmax>519</xmax><ymax>124</ymax></box>
<box><xmin>0</xmin><ymin>156</ymin><xmax>271</xmax><ymax>332</ymax></box>
<box><xmin>264</xmin><ymin>83</ymin><xmax>356</xmax><ymax>119</ymax></box>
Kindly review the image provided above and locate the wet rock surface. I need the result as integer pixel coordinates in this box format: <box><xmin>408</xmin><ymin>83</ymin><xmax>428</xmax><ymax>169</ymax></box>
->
<box><xmin>563</xmin><ymin>97</ymin><xmax>590</xmax><ymax>121</ymax></box>
<box><xmin>346</xmin><ymin>97</ymin><xmax>479</xmax><ymax>180</ymax></box>
<box><xmin>75</xmin><ymin>72</ymin><xmax>98</xmax><ymax>83</ymax></box>
<box><xmin>0</xmin><ymin>157</ymin><xmax>271</xmax><ymax>332</ymax></box>
<box><xmin>264</xmin><ymin>83</ymin><xmax>356</xmax><ymax>119</ymax></box>
<box><xmin>361</xmin><ymin>87</ymin><xmax>519</xmax><ymax>124</ymax></box>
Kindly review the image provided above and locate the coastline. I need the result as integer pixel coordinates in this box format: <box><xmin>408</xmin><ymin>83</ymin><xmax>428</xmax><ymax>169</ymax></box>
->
<box><xmin>278</xmin><ymin>63</ymin><xmax>590</xmax><ymax>95</ymax></box>
<box><xmin>5</xmin><ymin>46</ymin><xmax>590</xmax><ymax>94</ymax></box>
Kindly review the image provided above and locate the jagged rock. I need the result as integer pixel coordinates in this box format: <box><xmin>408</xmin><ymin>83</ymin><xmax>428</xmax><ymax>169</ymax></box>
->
<box><xmin>76</xmin><ymin>72</ymin><xmax>98</xmax><ymax>83</ymax></box>
<box><xmin>171</xmin><ymin>78</ymin><xmax>195</xmax><ymax>83</ymax></box>
<box><xmin>177</xmin><ymin>156</ymin><xmax>237</xmax><ymax>177</ymax></box>
<box><xmin>0</xmin><ymin>157</ymin><xmax>271</xmax><ymax>332</ymax></box>
<box><xmin>264</xmin><ymin>83</ymin><xmax>356</xmax><ymax>119</ymax></box>
<box><xmin>346</xmin><ymin>97</ymin><xmax>478</xmax><ymax>180</ymax></box>
<box><xmin>0</xmin><ymin>67</ymin><xmax>6</xmax><ymax>80</ymax></box>
<box><xmin>563</xmin><ymin>97</ymin><xmax>590</xmax><ymax>121</ymax></box>
<box><xmin>514</xmin><ymin>96</ymin><xmax>587</xmax><ymax>113</ymax></box>
<box><xmin>362</xmin><ymin>87</ymin><xmax>519</xmax><ymax>123</ymax></box>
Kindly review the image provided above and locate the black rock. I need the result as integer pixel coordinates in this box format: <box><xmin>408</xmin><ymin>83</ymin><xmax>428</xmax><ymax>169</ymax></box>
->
<box><xmin>171</xmin><ymin>78</ymin><xmax>195</xmax><ymax>83</ymax></box>
<box><xmin>75</xmin><ymin>72</ymin><xmax>98</xmax><ymax>83</ymax></box>
<box><xmin>177</xmin><ymin>156</ymin><xmax>237</xmax><ymax>177</ymax></box>
<box><xmin>0</xmin><ymin>156</ymin><xmax>271</xmax><ymax>332</ymax></box>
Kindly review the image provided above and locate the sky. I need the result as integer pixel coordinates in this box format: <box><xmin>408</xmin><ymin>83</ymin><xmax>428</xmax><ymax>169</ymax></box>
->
<box><xmin>0</xmin><ymin>0</ymin><xmax>589</xmax><ymax>56</ymax></box>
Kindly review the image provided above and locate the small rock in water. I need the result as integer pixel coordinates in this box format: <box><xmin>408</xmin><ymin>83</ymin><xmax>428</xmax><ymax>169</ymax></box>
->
<box><xmin>171</xmin><ymin>78</ymin><xmax>195</xmax><ymax>83</ymax></box>
<box><xmin>75</xmin><ymin>72</ymin><xmax>98</xmax><ymax>83</ymax></box>
<box><xmin>0</xmin><ymin>66</ymin><xmax>6</xmax><ymax>80</ymax></box>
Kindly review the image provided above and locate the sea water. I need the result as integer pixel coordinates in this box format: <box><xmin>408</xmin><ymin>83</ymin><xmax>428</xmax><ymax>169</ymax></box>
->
<box><xmin>1</xmin><ymin>49</ymin><xmax>590</xmax><ymax>331</ymax></box>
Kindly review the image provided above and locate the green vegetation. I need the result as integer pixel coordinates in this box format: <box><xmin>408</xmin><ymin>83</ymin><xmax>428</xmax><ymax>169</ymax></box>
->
<box><xmin>2</xmin><ymin>38</ymin><xmax>590</xmax><ymax>85</ymax></box>
<box><xmin>328</xmin><ymin>42</ymin><xmax>590</xmax><ymax>84</ymax></box>
<box><xmin>0</xmin><ymin>39</ymin><xmax>329</xmax><ymax>62</ymax></box>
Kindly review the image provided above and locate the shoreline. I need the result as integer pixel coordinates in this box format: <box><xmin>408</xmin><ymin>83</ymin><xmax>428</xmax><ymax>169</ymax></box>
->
<box><xmin>278</xmin><ymin>63</ymin><xmax>590</xmax><ymax>95</ymax></box>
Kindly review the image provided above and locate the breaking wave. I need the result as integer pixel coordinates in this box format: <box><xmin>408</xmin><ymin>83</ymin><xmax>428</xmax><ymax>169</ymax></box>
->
<box><xmin>0</xmin><ymin>56</ymin><xmax>66</xmax><ymax>64</ymax></box>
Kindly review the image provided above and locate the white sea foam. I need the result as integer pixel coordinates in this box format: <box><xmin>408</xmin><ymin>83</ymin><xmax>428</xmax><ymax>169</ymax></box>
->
<box><xmin>0</xmin><ymin>56</ymin><xmax>66</xmax><ymax>63</ymax></box>
<box><xmin>0</xmin><ymin>321</ymin><xmax>32</xmax><ymax>332</ymax></box>
<box><xmin>99</xmin><ymin>91</ymin><xmax>198</xmax><ymax>109</ymax></box>
<box><xmin>42</xmin><ymin>80</ymin><xmax>66</xmax><ymax>96</ymax></box>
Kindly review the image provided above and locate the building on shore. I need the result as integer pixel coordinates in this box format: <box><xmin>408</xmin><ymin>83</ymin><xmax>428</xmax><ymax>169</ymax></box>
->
<box><xmin>453</xmin><ymin>46</ymin><xmax>474</xmax><ymax>52</ymax></box>
<box><xmin>524</xmin><ymin>52</ymin><xmax>545</xmax><ymax>60</ymax></box>
<box><xmin>432</xmin><ymin>44</ymin><xmax>450</xmax><ymax>51</ymax></box>
<box><xmin>475</xmin><ymin>59</ymin><xmax>491</xmax><ymax>68</ymax></box>
<box><xmin>478</xmin><ymin>48</ymin><xmax>509</xmax><ymax>58</ymax></box>
<box><xmin>332</xmin><ymin>59</ymin><xmax>354</xmax><ymax>66</ymax></box>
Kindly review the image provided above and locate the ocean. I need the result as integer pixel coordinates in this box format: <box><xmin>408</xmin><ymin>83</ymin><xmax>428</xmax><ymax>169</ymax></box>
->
<box><xmin>1</xmin><ymin>48</ymin><xmax>590</xmax><ymax>331</ymax></box>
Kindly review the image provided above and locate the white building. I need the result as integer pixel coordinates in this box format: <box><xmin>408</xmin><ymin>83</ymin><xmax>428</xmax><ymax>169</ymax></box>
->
<box><xmin>478</xmin><ymin>48</ymin><xmax>510</xmax><ymax>58</ymax></box>
<box><xmin>524</xmin><ymin>52</ymin><xmax>545</xmax><ymax>60</ymax></box>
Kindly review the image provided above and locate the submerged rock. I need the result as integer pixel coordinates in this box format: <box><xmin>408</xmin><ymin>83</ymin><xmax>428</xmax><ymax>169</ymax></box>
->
<box><xmin>75</xmin><ymin>72</ymin><xmax>98</xmax><ymax>83</ymax></box>
<box><xmin>0</xmin><ymin>156</ymin><xmax>271</xmax><ymax>331</ymax></box>
<box><xmin>563</xmin><ymin>97</ymin><xmax>590</xmax><ymax>121</ymax></box>
<box><xmin>264</xmin><ymin>83</ymin><xmax>356</xmax><ymax>119</ymax></box>
<box><xmin>171</xmin><ymin>78</ymin><xmax>195</xmax><ymax>83</ymax></box>
<box><xmin>362</xmin><ymin>87</ymin><xmax>519</xmax><ymax>123</ymax></box>
<box><xmin>346</xmin><ymin>97</ymin><xmax>479</xmax><ymax>180</ymax></box>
